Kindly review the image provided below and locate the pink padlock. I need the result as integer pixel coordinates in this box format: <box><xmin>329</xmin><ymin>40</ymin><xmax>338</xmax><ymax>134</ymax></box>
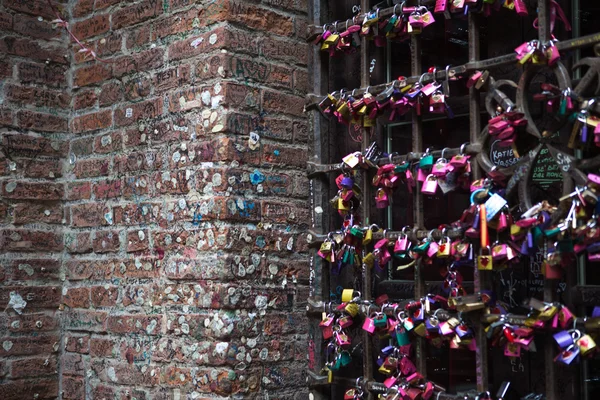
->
<box><xmin>558</xmin><ymin>306</ymin><xmax>575</xmax><ymax>329</ymax></box>
<box><xmin>434</xmin><ymin>0</ymin><xmax>448</xmax><ymax>13</ymax></box>
<box><xmin>514</xmin><ymin>0</ymin><xmax>528</xmax><ymax>16</ymax></box>
<box><xmin>426</xmin><ymin>241</ymin><xmax>439</xmax><ymax>258</ymax></box>
<box><xmin>362</xmin><ymin>316</ymin><xmax>376</xmax><ymax>334</ymax></box>
<box><xmin>375</xmin><ymin>188</ymin><xmax>390</xmax><ymax>208</ymax></box>
<box><xmin>546</xmin><ymin>41</ymin><xmax>560</xmax><ymax>66</ymax></box>
<box><xmin>417</xmin><ymin>167</ymin><xmax>427</xmax><ymax>182</ymax></box>
<box><xmin>395</xmin><ymin>234</ymin><xmax>409</xmax><ymax>252</ymax></box>
<box><xmin>504</xmin><ymin>342</ymin><xmax>521</xmax><ymax>357</ymax></box>
<box><xmin>421</xmin><ymin>174</ymin><xmax>438</xmax><ymax>195</ymax></box>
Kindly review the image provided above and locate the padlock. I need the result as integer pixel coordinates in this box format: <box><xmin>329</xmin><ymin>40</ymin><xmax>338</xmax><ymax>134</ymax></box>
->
<box><xmin>373</xmin><ymin>313</ymin><xmax>389</xmax><ymax>328</ymax></box>
<box><xmin>395</xmin><ymin>234</ymin><xmax>410</xmax><ymax>253</ymax></box>
<box><xmin>409</xmin><ymin>11</ymin><xmax>424</xmax><ymax>28</ymax></box>
<box><xmin>478</xmin><ymin>246</ymin><xmax>493</xmax><ymax>270</ymax></box>
<box><xmin>396</xmin><ymin>325</ymin><xmax>411</xmax><ymax>346</ymax></box>
<box><xmin>335</xmin><ymin>331</ymin><xmax>351</xmax><ymax>348</ymax></box>
<box><xmin>577</xmin><ymin>334</ymin><xmax>597</xmax><ymax>356</ymax></box>
<box><xmin>421</xmin><ymin>174</ymin><xmax>438</xmax><ymax>195</ymax></box>
<box><xmin>437</xmin><ymin>236</ymin><xmax>451</xmax><ymax>258</ymax></box>
<box><xmin>344</xmin><ymin>302</ymin><xmax>359</xmax><ymax>317</ymax></box>
<box><xmin>363</xmin><ymin>315</ymin><xmax>376</xmax><ymax>334</ymax></box>
<box><xmin>553</xmin><ymin>330</ymin><xmax>575</xmax><ymax>348</ymax></box>
<box><xmin>376</xmin><ymin>188</ymin><xmax>390</xmax><ymax>208</ymax></box>
<box><xmin>426</xmin><ymin>240</ymin><xmax>439</xmax><ymax>258</ymax></box>
<box><xmin>384</xmin><ymin>373</ymin><xmax>399</xmax><ymax>388</ymax></box>
<box><xmin>556</xmin><ymin>345</ymin><xmax>580</xmax><ymax>364</ymax></box>
<box><xmin>504</xmin><ymin>341</ymin><xmax>521</xmax><ymax>357</ymax></box>
<box><xmin>558</xmin><ymin>306</ymin><xmax>575</xmax><ymax>328</ymax></box>
<box><xmin>338</xmin><ymin>315</ymin><xmax>353</xmax><ymax>328</ymax></box>
<box><xmin>492</xmin><ymin>243</ymin><xmax>508</xmax><ymax>261</ymax></box>
<box><xmin>400</xmin><ymin>356</ymin><xmax>416</xmax><ymax>376</ymax></box>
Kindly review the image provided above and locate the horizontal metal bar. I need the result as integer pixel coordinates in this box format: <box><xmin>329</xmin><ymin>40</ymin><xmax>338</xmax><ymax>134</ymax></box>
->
<box><xmin>307</xmin><ymin>143</ymin><xmax>482</xmax><ymax>178</ymax></box>
<box><xmin>306</xmin><ymin>227</ymin><xmax>464</xmax><ymax>248</ymax></box>
<box><xmin>305</xmin><ymin>32</ymin><xmax>600</xmax><ymax>110</ymax></box>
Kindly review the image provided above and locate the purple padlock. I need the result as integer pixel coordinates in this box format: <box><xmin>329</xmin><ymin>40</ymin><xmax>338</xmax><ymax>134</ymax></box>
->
<box><xmin>340</xmin><ymin>176</ymin><xmax>354</xmax><ymax>189</ymax></box>
<box><xmin>592</xmin><ymin>306</ymin><xmax>600</xmax><ymax>318</ymax></box>
<box><xmin>553</xmin><ymin>330</ymin><xmax>575</xmax><ymax>349</ymax></box>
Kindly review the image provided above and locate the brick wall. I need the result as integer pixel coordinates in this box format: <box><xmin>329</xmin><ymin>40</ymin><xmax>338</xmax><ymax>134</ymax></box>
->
<box><xmin>1</xmin><ymin>0</ymin><xmax>310</xmax><ymax>398</ymax></box>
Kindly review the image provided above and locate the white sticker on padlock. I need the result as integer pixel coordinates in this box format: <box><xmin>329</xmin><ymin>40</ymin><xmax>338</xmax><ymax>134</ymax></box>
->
<box><xmin>485</xmin><ymin>193</ymin><xmax>507</xmax><ymax>221</ymax></box>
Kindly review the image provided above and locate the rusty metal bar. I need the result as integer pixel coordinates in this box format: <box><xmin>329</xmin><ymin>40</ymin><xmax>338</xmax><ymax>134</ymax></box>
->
<box><xmin>306</xmin><ymin>143</ymin><xmax>482</xmax><ymax>178</ymax></box>
<box><xmin>307</xmin><ymin>0</ymin><xmax>330</xmax><ymax>398</ymax></box>
<box><xmin>361</xmin><ymin>0</ymin><xmax>374</xmax><ymax>397</ymax></box>
<box><xmin>305</xmin><ymin>32</ymin><xmax>600</xmax><ymax>109</ymax></box>
<box><xmin>467</xmin><ymin>12</ymin><xmax>489</xmax><ymax>394</ymax></box>
<box><xmin>410</xmin><ymin>32</ymin><xmax>428</xmax><ymax>379</ymax></box>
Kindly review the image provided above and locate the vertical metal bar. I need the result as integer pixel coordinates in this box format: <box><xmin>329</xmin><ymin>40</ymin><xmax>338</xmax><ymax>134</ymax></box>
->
<box><xmin>308</xmin><ymin>0</ymin><xmax>329</xmax><ymax>398</ymax></box>
<box><xmin>410</xmin><ymin>33</ymin><xmax>427</xmax><ymax>377</ymax></box>
<box><xmin>468</xmin><ymin>12</ymin><xmax>488</xmax><ymax>393</ymax></box>
<box><xmin>536</xmin><ymin>3</ymin><xmax>557</xmax><ymax>400</ymax></box>
<box><xmin>360</xmin><ymin>1</ymin><xmax>374</xmax><ymax>398</ymax></box>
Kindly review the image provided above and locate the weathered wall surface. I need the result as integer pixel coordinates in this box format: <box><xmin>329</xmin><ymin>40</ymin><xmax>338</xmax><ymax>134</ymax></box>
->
<box><xmin>0</xmin><ymin>0</ymin><xmax>71</xmax><ymax>398</ymax></box>
<box><xmin>0</xmin><ymin>0</ymin><xmax>310</xmax><ymax>398</ymax></box>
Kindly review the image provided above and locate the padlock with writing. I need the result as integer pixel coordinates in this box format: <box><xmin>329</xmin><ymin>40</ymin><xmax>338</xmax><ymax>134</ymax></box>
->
<box><xmin>421</xmin><ymin>174</ymin><xmax>438</xmax><ymax>195</ymax></box>
<box><xmin>478</xmin><ymin>246</ymin><xmax>493</xmax><ymax>270</ymax></box>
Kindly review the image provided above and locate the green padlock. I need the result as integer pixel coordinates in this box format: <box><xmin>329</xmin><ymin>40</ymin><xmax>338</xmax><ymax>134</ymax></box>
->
<box><xmin>396</xmin><ymin>326</ymin><xmax>410</xmax><ymax>346</ymax></box>
<box><xmin>373</xmin><ymin>313</ymin><xmax>388</xmax><ymax>328</ymax></box>
<box><xmin>419</xmin><ymin>151</ymin><xmax>434</xmax><ymax>170</ymax></box>
<box><xmin>395</xmin><ymin>162</ymin><xmax>410</xmax><ymax>173</ymax></box>
<box><xmin>412</xmin><ymin>240</ymin><xmax>431</xmax><ymax>254</ymax></box>
<box><xmin>340</xmin><ymin>350</ymin><xmax>352</xmax><ymax>366</ymax></box>
<box><xmin>350</xmin><ymin>227</ymin><xmax>364</xmax><ymax>238</ymax></box>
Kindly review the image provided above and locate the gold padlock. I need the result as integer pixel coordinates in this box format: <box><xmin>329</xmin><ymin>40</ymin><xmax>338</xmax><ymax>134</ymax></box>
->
<box><xmin>477</xmin><ymin>246</ymin><xmax>493</xmax><ymax>271</ymax></box>
<box><xmin>577</xmin><ymin>334</ymin><xmax>597</xmax><ymax>356</ymax></box>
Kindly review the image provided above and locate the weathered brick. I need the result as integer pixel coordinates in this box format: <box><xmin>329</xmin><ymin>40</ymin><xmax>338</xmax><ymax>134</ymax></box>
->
<box><xmin>0</xmin><ymin>335</ymin><xmax>59</xmax><ymax>357</ymax></box>
<box><xmin>114</xmin><ymin>98</ymin><xmax>162</xmax><ymax>127</ymax></box>
<box><xmin>17</xmin><ymin>110</ymin><xmax>68</xmax><ymax>133</ymax></box>
<box><xmin>2</xmin><ymin>135</ymin><xmax>66</xmax><ymax>158</ymax></box>
<box><xmin>7</xmin><ymin>312</ymin><xmax>58</xmax><ymax>332</ymax></box>
<box><xmin>0</xmin><ymin>36</ymin><xmax>68</xmax><ymax>64</ymax></box>
<box><xmin>99</xmin><ymin>81</ymin><xmax>123</xmax><ymax>106</ymax></box>
<box><xmin>5</xmin><ymin>259</ymin><xmax>61</xmax><ymax>281</ymax></box>
<box><xmin>92</xmin><ymin>230</ymin><xmax>121</xmax><ymax>253</ymax></box>
<box><xmin>91</xmin><ymin>286</ymin><xmax>119</xmax><ymax>307</ymax></box>
<box><xmin>4</xmin><ymin>84</ymin><xmax>71</xmax><ymax>109</ymax></box>
<box><xmin>71</xmin><ymin>109</ymin><xmax>112</xmax><ymax>133</ymax></box>
<box><xmin>13</xmin><ymin>14</ymin><xmax>60</xmax><ymax>40</ymax></box>
<box><xmin>72</xmin><ymin>14</ymin><xmax>110</xmax><ymax>40</ymax></box>
<box><xmin>18</xmin><ymin>62</ymin><xmax>68</xmax><ymax>87</ymax></box>
<box><xmin>112</xmin><ymin>0</ymin><xmax>163</xmax><ymax>30</ymax></box>
<box><xmin>262</xmin><ymin>90</ymin><xmax>304</xmax><ymax>117</ymax></box>
<box><xmin>0</xmin><ymin>229</ymin><xmax>63</xmax><ymax>252</ymax></box>
<box><xmin>113</xmin><ymin>47</ymin><xmax>164</xmax><ymax>77</ymax></box>
<box><xmin>93</xmin><ymin>179</ymin><xmax>123</xmax><ymax>199</ymax></box>
<box><xmin>73</xmin><ymin>158</ymin><xmax>110</xmax><ymax>178</ymax></box>
<box><xmin>73</xmin><ymin>90</ymin><xmax>98</xmax><ymax>110</ymax></box>
<box><xmin>13</xmin><ymin>202</ymin><xmax>63</xmax><ymax>224</ymax></box>
<box><xmin>71</xmin><ymin>203</ymin><xmax>112</xmax><ymax>227</ymax></box>
<box><xmin>127</xmin><ymin>229</ymin><xmax>149</xmax><ymax>252</ymax></box>
<box><xmin>10</xmin><ymin>357</ymin><xmax>58</xmax><ymax>378</ymax></box>
<box><xmin>65</xmin><ymin>334</ymin><xmax>90</xmax><ymax>354</ymax></box>
<box><xmin>73</xmin><ymin>0</ymin><xmax>94</xmax><ymax>17</ymax></box>
<box><xmin>0</xmin><ymin>286</ymin><xmax>60</xmax><ymax>310</ymax></box>
<box><xmin>64</xmin><ymin>309</ymin><xmax>108</xmax><ymax>332</ymax></box>
<box><xmin>0</xmin><ymin>11</ymin><xmax>12</xmax><ymax>30</ymax></box>
<box><xmin>107</xmin><ymin>315</ymin><xmax>163</xmax><ymax>335</ymax></box>
<box><xmin>96</xmin><ymin>31</ymin><xmax>123</xmax><ymax>57</ymax></box>
<box><xmin>63</xmin><ymin>375</ymin><xmax>85</xmax><ymax>399</ymax></box>
<box><xmin>0</xmin><ymin>60</ymin><xmax>11</xmax><ymax>79</ymax></box>
<box><xmin>262</xmin><ymin>201</ymin><xmax>309</xmax><ymax>224</ymax></box>
<box><xmin>90</xmin><ymin>336</ymin><xmax>116</xmax><ymax>357</ymax></box>
<box><xmin>2</xmin><ymin>181</ymin><xmax>63</xmax><ymax>200</ymax></box>
<box><xmin>74</xmin><ymin>63</ymin><xmax>112</xmax><ymax>87</ymax></box>
<box><xmin>62</xmin><ymin>352</ymin><xmax>84</xmax><ymax>376</ymax></box>
<box><xmin>125</xmin><ymin>25</ymin><xmax>151</xmax><ymax>49</ymax></box>
<box><xmin>66</xmin><ymin>182</ymin><xmax>92</xmax><ymax>201</ymax></box>
<box><xmin>123</xmin><ymin>75</ymin><xmax>152</xmax><ymax>101</ymax></box>
<box><xmin>19</xmin><ymin>159</ymin><xmax>63</xmax><ymax>180</ymax></box>
<box><xmin>0</xmin><ymin>379</ymin><xmax>59</xmax><ymax>400</ymax></box>
<box><xmin>153</xmin><ymin>64</ymin><xmax>190</xmax><ymax>92</ymax></box>
<box><xmin>71</xmin><ymin>136</ymin><xmax>94</xmax><ymax>156</ymax></box>
<box><xmin>62</xmin><ymin>287</ymin><xmax>91</xmax><ymax>309</ymax></box>
<box><xmin>65</xmin><ymin>231</ymin><xmax>93</xmax><ymax>254</ymax></box>
<box><xmin>260</xmin><ymin>35</ymin><xmax>308</xmax><ymax>65</ymax></box>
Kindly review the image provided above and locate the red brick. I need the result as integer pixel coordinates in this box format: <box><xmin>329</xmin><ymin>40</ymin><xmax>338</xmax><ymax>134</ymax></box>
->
<box><xmin>65</xmin><ymin>334</ymin><xmax>90</xmax><ymax>354</ymax></box>
<box><xmin>112</xmin><ymin>0</ymin><xmax>163</xmax><ymax>30</ymax></box>
<box><xmin>262</xmin><ymin>90</ymin><xmax>304</xmax><ymax>116</ymax></box>
<box><xmin>2</xmin><ymin>135</ymin><xmax>65</xmax><ymax>158</ymax></box>
<box><xmin>5</xmin><ymin>259</ymin><xmax>60</xmax><ymax>281</ymax></box>
<box><xmin>0</xmin><ymin>335</ymin><xmax>59</xmax><ymax>357</ymax></box>
<box><xmin>93</xmin><ymin>179</ymin><xmax>122</xmax><ymax>199</ymax></box>
<box><xmin>71</xmin><ymin>137</ymin><xmax>94</xmax><ymax>156</ymax></box>
<box><xmin>73</xmin><ymin>0</ymin><xmax>94</xmax><ymax>17</ymax></box>
<box><xmin>4</xmin><ymin>84</ymin><xmax>71</xmax><ymax>110</ymax></box>
<box><xmin>123</xmin><ymin>75</ymin><xmax>152</xmax><ymax>101</ymax></box>
<box><xmin>93</xmin><ymin>361</ymin><xmax>160</xmax><ymax>386</ymax></box>
<box><xmin>262</xmin><ymin>201</ymin><xmax>309</xmax><ymax>223</ymax></box>
<box><xmin>114</xmin><ymin>151</ymin><xmax>162</xmax><ymax>174</ymax></box>
<box><xmin>113</xmin><ymin>257</ymin><xmax>161</xmax><ymax>279</ymax></box>
<box><xmin>62</xmin><ymin>352</ymin><xmax>84</xmax><ymax>376</ymax></box>
<box><xmin>0</xmin><ymin>36</ymin><xmax>67</xmax><ymax>65</ymax></box>
<box><xmin>153</xmin><ymin>64</ymin><xmax>190</xmax><ymax>92</ymax></box>
<box><xmin>99</xmin><ymin>81</ymin><xmax>123</xmax><ymax>106</ymax></box>
<box><xmin>167</xmin><ymin>28</ymin><xmax>228</xmax><ymax>61</ymax></box>
<box><xmin>63</xmin><ymin>287</ymin><xmax>91</xmax><ymax>309</ymax></box>
<box><xmin>94</xmin><ymin>131</ymin><xmax>123</xmax><ymax>154</ymax></box>
<box><xmin>64</xmin><ymin>309</ymin><xmax>108</xmax><ymax>332</ymax></box>
<box><xmin>63</xmin><ymin>375</ymin><xmax>85</xmax><ymax>399</ymax></box>
<box><xmin>91</xmin><ymin>286</ymin><xmax>119</xmax><ymax>307</ymax></box>
<box><xmin>93</xmin><ymin>230</ymin><xmax>120</xmax><ymax>253</ymax></box>
<box><xmin>126</xmin><ymin>229</ymin><xmax>149</xmax><ymax>252</ymax></box>
<box><xmin>66</xmin><ymin>182</ymin><xmax>92</xmax><ymax>200</ymax></box>
<box><xmin>114</xmin><ymin>98</ymin><xmax>163</xmax><ymax>127</ymax></box>
<box><xmin>262</xmin><ymin>143</ymin><xmax>307</xmax><ymax>168</ymax></box>
<box><xmin>7</xmin><ymin>312</ymin><xmax>58</xmax><ymax>332</ymax></box>
<box><xmin>71</xmin><ymin>109</ymin><xmax>112</xmax><ymax>133</ymax></box>
<box><xmin>112</xmin><ymin>203</ymin><xmax>161</xmax><ymax>226</ymax></box>
<box><xmin>260</xmin><ymin>35</ymin><xmax>308</xmax><ymax>65</ymax></box>
<box><xmin>122</xmin><ymin>175</ymin><xmax>150</xmax><ymax>199</ymax></box>
<box><xmin>96</xmin><ymin>31</ymin><xmax>123</xmax><ymax>57</ymax></box>
<box><xmin>0</xmin><ymin>60</ymin><xmax>11</xmax><ymax>79</ymax></box>
<box><xmin>93</xmin><ymin>384</ymin><xmax>116</xmax><ymax>399</ymax></box>
<box><xmin>107</xmin><ymin>315</ymin><xmax>163</xmax><ymax>335</ymax></box>
<box><xmin>113</xmin><ymin>47</ymin><xmax>165</xmax><ymax>77</ymax></box>
<box><xmin>20</xmin><ymin>159</ymin><xmax>63</xmax><ymax>179</ymax></box>
<box><xmin>2</xmin><ymin>181</ymin><xmax>63</xmax><ymax>200</ymax></box>
<box><xmin>125</xmin><ymin>25</ymin><xmax>151</xmax><ymax>49</ymax></box>
<box><xmin>95</xmin><ymin>0</ymin><xmax>121</xmax><ymax>10</ymax></box>
<box><xmin>71</xmin><ymin>203</ymin><xmax>112</xmax><ymax>227</ymax></box>
<box><xmin>0</xmin><ymin>108</ymin><xmax>13</xmax><ymax>125</ymax></box>
<box><xmin>73</xmin><ymin>90</ymin><xmax>98</xmax><ymax>110</ymax></box>
<box><xmin>0</xmin><ymin>379</ymin><xmax>58</xmax><ymax>400</ymax></box>
<box><xmin>5</xmin><ymin>0</ymin><xmax>63</xmax><ymax>19</ymax></box>
<box><xmin>18</xmin><ymin>62</ymin><xmax>68</xmax><ymax>88</ymax></box>
<box><xmin>152</xmin><ymin>9</ymin><xmax>197</xmax><ymax>40</ymax></box>
<box><xmin>0</xmin><ymin>286</ymin><xmax>60</xmax><ymax>310</ymax></box>
<box><xmin>0</xmin><ymin>11</ymin><xmax>12</xmax><ymax>30</ymax></box>
<box><xmin>90</xmin><ymin>337</ymin><xmax>115</xmax><ymax>357</ymax></box>
<box><xmin>74</xmin><ymin>63</ymin><xmax>112</xmax><ymax>87</ymax></box>
<box><xmin>264</xmin><ymin>0</ymin><xmax>306</xmax><ymax>12</ymax></box>
<box><xmin>17</xmin><ymin>110</ymin><xmax>68</xmax><ymax>133</ymax></box>
<box><xmin>13</xmin><ymin>203</ymin><xmax>63</xmax><ymax>224</ymax></box>
<box><xmin>10</xmin><ymin>357</ymin><xmax>57</xmax><ymax>378</ymax></box>
<box><xmin>73</xmin><ymin>158</ymin><xmax>110</xmax><ymax>178</ymax></box>
<box><xmin>198</xmin><ymin>0</ymin><xmax>293</xmax><ymax>36</ymax></box>
<box><xmin>72</xmin><ymin>14</ymin><xmax>110</xmax><ymax>40</ymax></box>
<box><xmin>65</xmin><ymin>231</ymin><xmax>93</xmax><ymax>254</ymax></box>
